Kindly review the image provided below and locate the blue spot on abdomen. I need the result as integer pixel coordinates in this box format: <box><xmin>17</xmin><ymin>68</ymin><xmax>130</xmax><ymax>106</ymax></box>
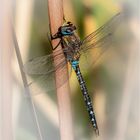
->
<box><xmin>71</xmin><ymin>60</ymin><xmax>79</xmax><ymax>70</ymax></box>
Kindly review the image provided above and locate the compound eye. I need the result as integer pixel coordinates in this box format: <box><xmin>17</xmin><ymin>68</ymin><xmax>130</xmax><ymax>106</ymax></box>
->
<box><xmin>66</xmin><ymin>28</ymin><xmax>72</xmax><ymax>33</ymax></box>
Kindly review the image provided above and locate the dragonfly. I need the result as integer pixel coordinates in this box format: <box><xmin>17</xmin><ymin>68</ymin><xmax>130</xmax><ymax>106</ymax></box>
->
<box><xmin>24</xmin><ymin>13</ymin><xmax>122</xmax><ymax>136</ymax></box>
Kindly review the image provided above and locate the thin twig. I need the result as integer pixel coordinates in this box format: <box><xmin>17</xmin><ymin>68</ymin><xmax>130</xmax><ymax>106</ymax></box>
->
<box><xmin>47</xmin><ymin>0</ymin><xmax>74</xmax><ymax>140</ymax></box>
<box><xmin>12</xmin><ymin>25</ymin><xmax>43</xmax><ymax>140</ymax></box>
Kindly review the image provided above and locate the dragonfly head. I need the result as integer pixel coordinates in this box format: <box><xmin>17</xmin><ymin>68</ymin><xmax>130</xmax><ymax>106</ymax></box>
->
<box><xmin>59</xmin><ymin>21</ymin><xmax>76</xmax><ymax>36</ymax></box>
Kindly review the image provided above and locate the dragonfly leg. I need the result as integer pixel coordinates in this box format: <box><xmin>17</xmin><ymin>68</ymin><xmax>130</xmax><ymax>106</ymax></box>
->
<box><xmin>50</xmin><ymin>32</ymin><xmax>62</xmax><ymax>50</ymax></box>
<box><xmin>63</xmin><ymin>14</ymin><xmax>66</xmax><ymax>22</ymax></box>
<box><xmin>46</xmin><ymin>32</ymin><xmax>58</xmax><ymax>50</ymax></box>
<box><xmin>51</xmin><ymin>32</ymin><xmax>61</xmax><ymax>40</ymax></box>
<box><xmin>47</xmin><ymin>32</ymin><xmax>52</xmax><ymax>45</ymax></box>
<box><xmin>52</xmin><ymin>40</ymin><xmax>62</xmax><ymax>50</ymax></box>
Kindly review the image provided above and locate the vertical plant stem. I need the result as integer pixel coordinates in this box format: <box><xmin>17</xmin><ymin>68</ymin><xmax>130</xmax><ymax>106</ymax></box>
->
<box><xmin>12</xmin><ymin>26</ymin><xmax>43</xmax><ymax>140</ymax></box>
<box><xmin>47</xmin><ymin>0</ymin><xmax>74</xmax><ymax>140</ymax></box>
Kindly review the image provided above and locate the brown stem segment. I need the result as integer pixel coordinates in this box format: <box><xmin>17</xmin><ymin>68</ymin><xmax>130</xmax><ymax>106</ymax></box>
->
<box><xmin>47</xmin><ymin>0</ymin><xmax>74</xmax><ymax>140</ymax></box>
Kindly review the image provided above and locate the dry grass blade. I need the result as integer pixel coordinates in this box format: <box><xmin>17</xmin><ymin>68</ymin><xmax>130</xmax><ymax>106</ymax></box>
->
<box><xmin>12</xmin><ymin>24</ymin><xmax>43</xmax><ymax>140</ymax></box>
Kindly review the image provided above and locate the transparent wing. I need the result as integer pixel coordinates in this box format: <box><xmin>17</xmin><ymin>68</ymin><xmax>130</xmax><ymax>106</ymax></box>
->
<box><xmin>24</xmin><ymin>49</ymin><xmax>65</xmax><ymax>75</ymax></box>
<box><xmin>79</xmin><ymin>34</ymin><xmax>112</xmax><ymax>69</ymax></box>
<box><xmin>81</xmin><ymin>13</ymin><xmax>122</xmax><ymax>49</ymax></box>
<box><xmin>24</xmin><ymin>49</ymin><xmax>71</xmax><ymax>97</ymax></box>
<box><xmin>26</xmin><ymin>60</ymin><xmax>69</xmax><ymax>97</ymax></box>
<box><xmin>79</xmin><ymin>13</ymin><xmax>123</xmax><ymax>65</ymax></box>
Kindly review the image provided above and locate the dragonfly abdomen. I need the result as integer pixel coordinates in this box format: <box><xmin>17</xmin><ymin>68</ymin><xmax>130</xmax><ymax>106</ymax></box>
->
<box><xmin>73</xmin><ymin>64</ymin><xmax>99</xmax><ymax>135</ymax></box>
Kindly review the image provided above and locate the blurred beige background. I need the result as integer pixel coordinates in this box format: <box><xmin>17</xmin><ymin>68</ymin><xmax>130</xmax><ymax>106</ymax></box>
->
<box><xmin>0</xmin><ymin>0</ymin><xmax>139</xmax><ymax>140</ymax></box>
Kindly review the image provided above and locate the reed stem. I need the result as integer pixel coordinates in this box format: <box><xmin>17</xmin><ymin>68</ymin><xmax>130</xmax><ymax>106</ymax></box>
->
<box><xmin>47</xmin><ymin>0</ymin><xmax>74</xmax><ymax>140</ymax></box>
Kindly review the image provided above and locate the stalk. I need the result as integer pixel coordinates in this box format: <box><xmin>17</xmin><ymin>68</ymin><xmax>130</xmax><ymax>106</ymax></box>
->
<box><xmin>47</xmin><ymin>0</ymin><xmax>74</xmax><ymax>140</ymax></box>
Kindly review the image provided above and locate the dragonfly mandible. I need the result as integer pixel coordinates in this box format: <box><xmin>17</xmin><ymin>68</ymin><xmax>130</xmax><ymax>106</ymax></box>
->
<box><xmin>24</xmin><ymin>13</ymin><xmax>122</xmax><ymax>135</ymax></box>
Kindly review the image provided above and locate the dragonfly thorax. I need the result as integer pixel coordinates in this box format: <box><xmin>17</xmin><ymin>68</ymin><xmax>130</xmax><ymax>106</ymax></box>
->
<box><xmin>62</xmin><ymin>32</ymin><xmax>81</xmax><ymax>62</ymax></box>
<box><xmin>64</xmin><ymin>47</ymin><xmax>81</xmax><ymax>62</ymax></box>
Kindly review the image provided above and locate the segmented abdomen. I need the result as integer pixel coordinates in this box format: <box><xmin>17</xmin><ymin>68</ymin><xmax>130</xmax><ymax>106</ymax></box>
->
<box><xmin>74</xmin><ymin>65</ymin><xmax>99</xmax><ymax>135</ymax></box>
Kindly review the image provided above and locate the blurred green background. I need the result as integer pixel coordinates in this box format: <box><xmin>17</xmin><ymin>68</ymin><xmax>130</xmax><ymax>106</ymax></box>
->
<box><xmin>13</xmin><ymin>0</ymin><xmax>138</xmax><ymax>140</ymax></box>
